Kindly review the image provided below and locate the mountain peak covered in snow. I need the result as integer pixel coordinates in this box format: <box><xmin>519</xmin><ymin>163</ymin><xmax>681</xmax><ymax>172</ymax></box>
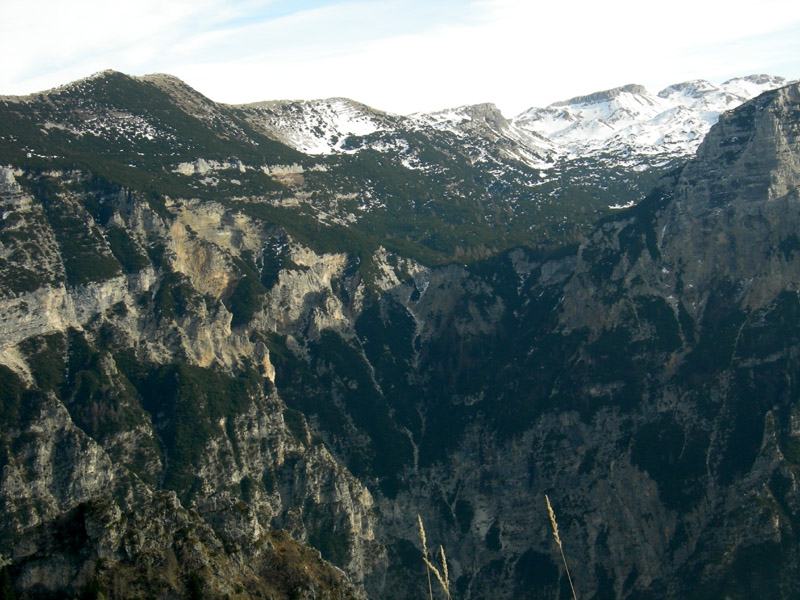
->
<box><xmin>551</xmin><ymin>83</ymin><xmax>650</xmax><ymax>107</ymax></box>
<box><xmin>241</xmin><ymin>74</ymin><xmax>792</xmax><ymax>177</ymax></box>
<box><xmin>656</xmin><ymin>79</ymin><xmax>718</xmax><ymax>99</ymax></box>
<box><xmin>512</xmin><ymin>74</ymin><xmax>792</xmax><ymax>166</ymax></box>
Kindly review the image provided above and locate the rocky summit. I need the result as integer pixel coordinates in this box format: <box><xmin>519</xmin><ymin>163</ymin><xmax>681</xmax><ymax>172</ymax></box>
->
<box><xmin>1</xmin><ymin>71</ymin><xmax>800</xmax><ymax>599</ymax></box>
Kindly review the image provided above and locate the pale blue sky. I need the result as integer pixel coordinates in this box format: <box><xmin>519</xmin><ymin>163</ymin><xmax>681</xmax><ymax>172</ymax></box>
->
<box><xmin>2</xmin><ymin>0</ymin><xmax>799</xmax><ymax>116</ymax></box>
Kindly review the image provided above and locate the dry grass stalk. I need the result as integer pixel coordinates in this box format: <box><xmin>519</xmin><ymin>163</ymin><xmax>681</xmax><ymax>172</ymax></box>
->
<box><xmin>439</xmin><ymin>545</ymin><xmax>449</xmax><ymax>591</ymax></box>
<box><xmin>417</xmin><ymin>515</ymin><xmax>452</xmax><ymax>600</ymax></box>
<box><xmin>418</xmin><ymin>515</ymin><xmax>434</xmax><ymax>600</ymax></box>
<box><xmin>545</xmin><ymin>495</ymin><xmax>578</xmax><ymax>600</ymax></box>
<box><xmin>422</xmin><ymin>555</ymin><xmax>452</xmax><ymax>600</ymax></box>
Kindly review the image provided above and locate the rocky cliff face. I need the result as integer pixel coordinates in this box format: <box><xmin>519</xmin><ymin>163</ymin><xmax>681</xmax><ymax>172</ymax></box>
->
<box><xmin>1</xmin><ymin>74</ymin><xmax>800</xmax><ymax>599</ymax></box>
<box><xmin>0</xmin><ymin>163</ymin><xmax>381</xmax><ymax>598</ymax></box>
<box><xmin>382</xmin><ymin>82</ymin><xmax>800</xmax><ymax>600</ymax></box>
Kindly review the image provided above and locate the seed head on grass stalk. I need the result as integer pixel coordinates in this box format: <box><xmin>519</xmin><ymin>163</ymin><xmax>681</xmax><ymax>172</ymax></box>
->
<box><xmin>417</xmin><ymin>515</ymin><xmax>452</xmax><ymax>600</ymax></box>
<box><xmin>546</xmin><ymin>494</ymin><xmax>577</xmax><ymax>600</ymax></box>
<box><xmin>439</xmin><ymin>545</ymin><xmax>449</xmax><ymax>593</ymax></box>
<box><xmin>418</xmin><ymin>515</ymin><xmax>433</xmax><ymax>600</ymax></box>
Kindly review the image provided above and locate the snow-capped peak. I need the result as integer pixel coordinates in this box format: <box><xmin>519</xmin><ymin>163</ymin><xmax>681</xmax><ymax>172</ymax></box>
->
<box><xmin>511</xmin><ymin>74</ymin><xmax>791</xmax><ymax>164</ymax></box>
<box><xmin>235</xmin><ymin>74</ymin><xmax>791</xmax><ymax>179</ymax></box>
<box><xmin>514</xmin><ymin>84</ymin><xmax>669</xmax><ymax>144</ymax></box>
<box><xmin>549</xmin><ymin>83</ymin><xmax>651</xmax><ymax>108</ymax></box>
<box><xmin>412</xmin><ymin>102</ymin><xmax>507</xmax><ymax>131</ymax></box>
<box><xmin>719</xmin><ymin>74</ymin><xmax>788</xmax><ymax>101</ymax></box>
<box><xmin>657</xmin><ymin>79</ymin><xmax>717</xmax><ymax>100</ymax></box>
<box><xmin>409</xmin><ymin>102</ymin><xmax>557</xmax><ymax>168</ymax></box>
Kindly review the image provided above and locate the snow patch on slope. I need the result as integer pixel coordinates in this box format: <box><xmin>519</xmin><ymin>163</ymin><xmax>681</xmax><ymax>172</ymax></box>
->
<box><xmin>409</xmin><ymin>103</ymin><xmax>559</xmax><ymax>169</ymax></box>
<box><xmin>240</xmin><ymin>98</ymin><xmax>393</xmax><ymax>155</ymax></box>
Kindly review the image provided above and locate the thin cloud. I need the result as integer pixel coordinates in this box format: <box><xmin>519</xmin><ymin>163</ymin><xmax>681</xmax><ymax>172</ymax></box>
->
<box><xmin>1</xmin><ymin>0</ymin><xmax>798</xmax><ymax>116</ymax></box>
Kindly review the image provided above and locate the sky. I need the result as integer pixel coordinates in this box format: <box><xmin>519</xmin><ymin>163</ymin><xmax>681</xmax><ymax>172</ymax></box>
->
<box><xmin>2</xmin><ymin>0</ymin><xmax>799</xmax><ymax>117</ymax></box>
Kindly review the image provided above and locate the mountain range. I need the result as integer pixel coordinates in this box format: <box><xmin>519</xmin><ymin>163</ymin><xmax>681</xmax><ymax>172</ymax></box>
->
<box><xmin>240</xmin><ymin>73</ymin><xmax>786</xmax><ymax>161</ymax></box>
<box><xmin>1</xmin><ymin>71</ymin><xmax>799</xmax><ymax>599</ymax></box>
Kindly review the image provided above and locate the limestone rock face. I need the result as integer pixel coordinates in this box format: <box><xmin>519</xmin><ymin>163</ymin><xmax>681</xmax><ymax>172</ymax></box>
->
<box><xmin>1</xmin><ymin>391</ymin><xmax>362</xmax><ymax>598</ymax></box>
<box><xmin>665</xmin><ymin>83</ymin><xmax>800</xmax><ymax>315</ymax></box>
<box><xmin>0</xmin><ymin>167</ymin><xmax>381</xmax><ymax>597</ymax></box>
<box><xmin>560</xmin><ymin>83</ymin><xmax>800</xmax><ymax>331</ymax></box>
